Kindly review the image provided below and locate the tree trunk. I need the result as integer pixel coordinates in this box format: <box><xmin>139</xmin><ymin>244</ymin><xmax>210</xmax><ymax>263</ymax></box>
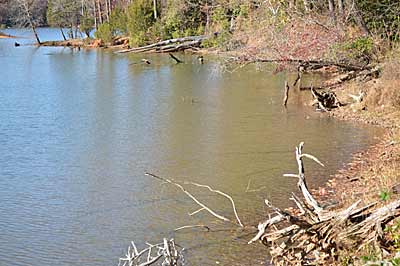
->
<box><xmin>153</xmin><ymin>0</ymin><xmax>158</xmax><ymax>20</ymax></box>
<box><xmin>289</xmin><ymin>0</ymin><xmax>296</xmax><ymax>9</ymax></box>
<box><xmin>328</xmin><ymin>0</ymin><xmax>337</xmax><ymax>25</ymax></box>
<box><xmin>60</xmin><ymin>27</ymin><xmax>67</xmax><ymax>41</ymax></box>
<box><xmin>31</xmin><ymin>24</ymin><xmax>41</xmax><ymax>45</ymax></box>
<box><xmin>108</xmin><ymin>0</ymin><xmax>112</xmax><ymax>18</ymax></box>
<box><xmin>93</xmin><ymin>0</ymin><xmax>97</xmax><ymax>29</ymax></box>
<box><xmin>97</xmin><ymin>0</ymin><xmax>102</xmax><ymax>24</ymax></box>
<box><xmin>337</xmin><ymin>0</ymin><xmax>344</xmax><ymax>23</ymax></box>
<box><xmin>105</xmin><ymin>0</ymin><xmax>110</xmax><ymax>22</ymax></box>
<box><xmin>303</xmin><ymin>0</ymin><xmax>310</xmax><ymax>12</ymax></box>
<box><xmin>205</xmin><ymin>5</ymin><xmax>210</xmax><ymax>34</ymax></box>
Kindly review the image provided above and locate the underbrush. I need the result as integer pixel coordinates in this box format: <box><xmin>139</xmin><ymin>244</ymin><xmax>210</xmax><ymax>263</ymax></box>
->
<box><xmin>363</xmin><ymin>49</ymin><xmax>400</xmax><ymax>110</ymax></box>
<box><xmin>227</xmin><ymin>13</ymin><xmax>345</xmax><ymax>60</ymax></box>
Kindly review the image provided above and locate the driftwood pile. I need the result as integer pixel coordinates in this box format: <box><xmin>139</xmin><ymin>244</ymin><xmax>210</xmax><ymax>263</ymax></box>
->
<box><xmin>119</xmin><ymin>238</ymin><xmax>184</xmax><ymax>266</ymax></box>
<box><xmin>310</xmin><ymin>88</ymin><xmax>342</xmax><ymax>111</ymax></box>
<box><xmin>249</xmin><ymin>142</ymin><xmax>400</xmax><ymax>265</ymax></box>
<box><xmin>118</xmin><ymin>142</ymin><xmax>400</xmax><ymax>265</ymax></box>
<box><xmin>116</xmin><ymin>35</ymin><xmax>209</xmax><ymax>54</ymax></box>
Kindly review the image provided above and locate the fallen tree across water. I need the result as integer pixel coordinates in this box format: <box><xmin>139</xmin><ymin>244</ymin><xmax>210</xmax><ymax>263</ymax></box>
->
<box><xmin>249</xmin><ymin>142</ymin><xmax>400</xmax><ymax>266</ymax></box>
<box><xmin>116</xmin><ymin>35</ymin><xmax>210</xmax><ymax>54</ymax></box>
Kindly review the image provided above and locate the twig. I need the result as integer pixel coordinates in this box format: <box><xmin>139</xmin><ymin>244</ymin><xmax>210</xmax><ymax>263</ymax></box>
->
<box><xmin>174</xmin><ymin>224</ymin><xmax>211</xmax><ymax>232</ymax></box>
<box><xmin>145</xmin><ymin>172</ymin><xmax>230</xmax><ymax>222</ymax></box>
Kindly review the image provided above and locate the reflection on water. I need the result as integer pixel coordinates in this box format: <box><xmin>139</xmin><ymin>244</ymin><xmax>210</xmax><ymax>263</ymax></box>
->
<box><xmin>0</xmin><ymin>28</ymin><xmax>380</xmax><ymax>266</ymax></box>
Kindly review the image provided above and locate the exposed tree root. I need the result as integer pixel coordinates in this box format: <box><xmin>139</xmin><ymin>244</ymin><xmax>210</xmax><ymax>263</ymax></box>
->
<box><xmin>311</xmin><ymin>88</ymin><xmax>343</xmax><ymax>111</ymax></box>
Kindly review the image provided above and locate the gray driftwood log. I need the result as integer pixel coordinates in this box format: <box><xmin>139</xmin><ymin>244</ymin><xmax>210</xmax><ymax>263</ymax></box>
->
<box><xmin>116</xmin><ymin>35</ymin><xmax>210</xmax><ymax>54</ymax></box>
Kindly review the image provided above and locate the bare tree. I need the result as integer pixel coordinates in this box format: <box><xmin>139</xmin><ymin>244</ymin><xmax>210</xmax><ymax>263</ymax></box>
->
<box><xmin>345</xmin><ymin>0</ymin><xmax>370</xmax><ymax>35</ymax></box>
<box><xmin>303</xmin><ymin>0</ymin><xmax>311</xmax><ymax>12</ymax></box>
<box><xmin>337</xmin><ymin>0</ymin><xmax>344</xmax><ymax>23</ymax></box>
<box><xmin>327</xmin><ymin>0</ymin><xmax>337</xmax><ymax>25</ymax></box>
<box><xmin>13</xmin><ymin>0</ymin><xmax>46</xmax><ymax>44</ymax></box>
<box><xmin>153</xmin><ymin>0</ymin><xmax>158</xmax><ymax>19</ymax></box>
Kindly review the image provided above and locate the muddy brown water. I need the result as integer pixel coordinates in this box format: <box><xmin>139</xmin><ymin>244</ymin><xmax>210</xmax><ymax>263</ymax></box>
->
<box><xmin>0</xmin><ymin>28</ymin><xmax>381</xmax><ymax>265</ymax></box>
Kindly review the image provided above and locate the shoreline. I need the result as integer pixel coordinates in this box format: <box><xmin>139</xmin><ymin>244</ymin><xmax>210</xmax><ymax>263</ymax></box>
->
<box><xmin>327</xmin><ymin>109</ymin><xmax>399</xmax><ymax>206</ymax></box>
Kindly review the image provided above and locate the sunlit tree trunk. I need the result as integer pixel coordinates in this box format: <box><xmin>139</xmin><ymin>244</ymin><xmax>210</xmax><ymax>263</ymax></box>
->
<box><xmin>93</xmin><ymin>0</ymin><xmax>97</xmax><ymax>29</ymax></box>
<box><xmin>337</xmin><ymin>0</ymin><xmax>344</xmax><ymax>23</ymax></box>
<box><xmin>97</xmin><ymin>0</ymin><xmax>102</xmax><ymax>24</ymax></box>
<box><xmin>105</xmin><ymin>0</ymin><xmax>110</xmax><ymax>22</ymax></box>
<box><xmin>153</xmin><ymin>0</ymin><xmax>158</xmax><ymax>19</ymax></box>
<box><xmin>303</xmin><ymin>0</ymin><xmax>310</xmax><ymax>12</ymax></box>
<box><xmin>289</xmin><ymin>0</ymin><xmax>296</xmax><ymax>9</ymax></box>
<box><xmin>328</xmin><ymin>0</ymin><xmax>337</xmax><ymax>25</ymax></box>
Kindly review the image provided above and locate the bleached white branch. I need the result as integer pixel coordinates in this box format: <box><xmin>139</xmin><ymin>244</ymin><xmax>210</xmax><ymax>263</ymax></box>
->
<box><xmin>186</xmin><ymin>181</ymin><xmax>244</xmax><ymax>227</ymax></box>
<box><xmin>145</xmin><ymin>172</ymin><xmax>230</xmax><ymax>223</ymax></box>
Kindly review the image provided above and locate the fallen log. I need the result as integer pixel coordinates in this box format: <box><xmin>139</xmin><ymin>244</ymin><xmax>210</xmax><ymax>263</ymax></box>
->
<box><xmin>116</xmin><ymin>35</ymin><xmax>209</xmax><ymax>54</ymax></box>
<box><xmin>250</xmin><ymin>142</ymin><xmax>400</xmax><ymax>266</ymax></box>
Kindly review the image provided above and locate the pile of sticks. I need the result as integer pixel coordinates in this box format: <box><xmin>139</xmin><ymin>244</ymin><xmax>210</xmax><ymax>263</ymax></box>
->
<box><xmin>119</xmin><ymin>238</ymin><xmax>184</xmax><ymax>266</ymax></box>
<box><xmin>249</xmin><ymin>142</ymin><xmax>400</xmax><ymax>265</ymax></box>
<box><xmin>116</xmin><ymin>35</ymin><xmax>209</xmax><ymax>54</ymax></box>
<box><xmin>310</xmin><ymin>88</ymin><xmax>342</xmax><ymax>111</ymax></box>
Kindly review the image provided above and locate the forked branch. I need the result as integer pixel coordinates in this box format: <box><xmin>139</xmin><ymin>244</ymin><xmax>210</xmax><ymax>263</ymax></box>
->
<box><xmin>145</xmin><ymin>172</ymin><xmax>244</xmax><ymax>227</ymax></box>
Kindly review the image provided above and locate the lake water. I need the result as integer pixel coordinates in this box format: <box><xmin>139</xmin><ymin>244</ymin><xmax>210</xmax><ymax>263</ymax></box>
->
<box><xmin>0</xmin><ymin>28</ymin><xmax>380</xmax><ymax>265</ymax></box>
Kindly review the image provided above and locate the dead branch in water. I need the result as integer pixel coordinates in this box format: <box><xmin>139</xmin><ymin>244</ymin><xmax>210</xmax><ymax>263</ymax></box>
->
<box><xmin>282</xmin><ymin>81</ymin><xmax>290</xmax><ymax>107</ymax></box>
<box><xmin>119</xmin><ymin>238</ymin><xmax>184</xmax><ymax>266</ymax></box>
<box><xmin>169</xmin><ymin>53</ymin><xmax>183</xmax><ymax>64</ymax></box>
<box><xmin>292</xmin><ymin>66</ymin><xmax>303</xmax><ymax>88</ymax></box>
<box><xmin>145</xmin><ymin>172</ymin><xmax>244</xmax><ymax>227</ymax></box>
<box><xmin>185</xmin><ymin>181</ymin><xmax>244</xmax><ymax>227</ymax></box>
<box><xmin>249</xmin><ymin>142</ymin><xmax>400</xmax><ymax>266</ymax></box>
